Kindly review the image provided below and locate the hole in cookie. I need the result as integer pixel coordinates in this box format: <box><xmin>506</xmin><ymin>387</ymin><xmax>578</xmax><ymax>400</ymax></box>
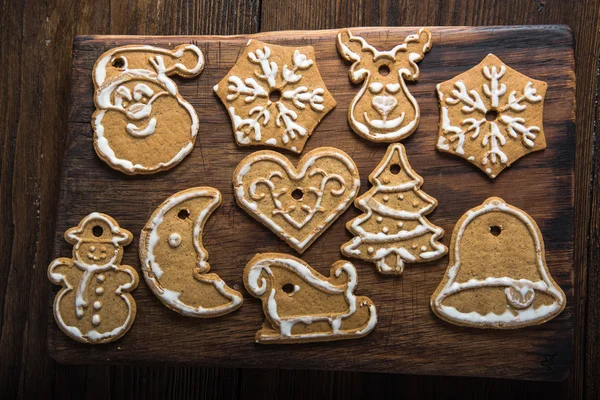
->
<box><xmin>92</xmin><ymin>226</ymin><xmax>104</xmax><ymax>237</ymax></box>
<box><xmin>390</xmin><ymin>164</ymin><xmax>401</xmax><ymax>175</ymax></box>
<box><xmin>112</xmin><ymin>57</ymin><xmax>125</xmax><ymax>69</ymax></box>
<box><xmin>178</xmin><ymin>209</ymin><xmax>190</xmax><ymax>220</ymax></box>
<box><xmin>282</xmin><ymin>283</ymin><xmax>294</xmax><ymax>294</ymax></box>
<box><xmin>378</xmin><ymin>64</ymin><xmax>390</xmax><ymax>76</ymax></box>
<box><xmin>269</xmin><ymin>89</ymin><xmax>282</xmax><ymax>102</ymax></box>
<box><xmin>291</xmin><ymin>188</ymin><xmax>304</xmax><ymax>200</ymax></box>
<box><xmin>490</xmin><ymin>225</ymin><xmax>502</xmax><ymax>236</ymax></box>
<box><xmin>485</xmin><ymin>109</ymin><xmax>498</xmax><ymax>121</ymax></box>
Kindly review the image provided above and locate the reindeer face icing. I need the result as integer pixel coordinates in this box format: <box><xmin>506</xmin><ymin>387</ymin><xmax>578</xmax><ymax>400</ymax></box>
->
<box><xmin>92</xmin><ymin>44</ymin><xmax>204</xmax><ymax>174</ymax></box>
<box><xmin>337</xmin><ymin>28</ymin><xmax>432</xmax><ymax>142</ymax></box>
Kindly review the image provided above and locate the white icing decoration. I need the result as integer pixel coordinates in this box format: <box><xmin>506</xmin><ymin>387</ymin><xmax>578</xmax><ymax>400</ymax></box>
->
<box><xmin>436</xmin><ymin>55</ymin><xmax>544</xmax><ymax>176</ymax></box>
<box><xmin>234</xmin><ymin>149</ymin><xmax>360</xmax><ymax>252</ymax></box>
<box><xmin>142</xmin><ymin>188</ymin><xmax>243</xmax><ymax>317</ymax></box>
<box><xmin>92</xmin><ymin>314</ymin><xmax>101</xmax><ymax>326</ymax></box>
<box><xmin>336</xmin><ymin>28</ymin><xmax>432</xmax><ymax>142</ymax></box>
<box><xmin>245</xmin><ymin>256</ymin><xmax>377</xmax><ymax>341</ymax></box>
<box><xmin>432</xmin><ymin>198</ymin><xmax>566</xmax><ymax>327</ymax></box>
<box><xmin>168</xmin><ymin>233</ymin><xmax>182</xmax><ymax>247</ymax></box>
<box><xmin>93</xmin><ymin>44</ymin><xmax>203</xmax><ymax>174</ymax></box>
<box><xmin>342</xmin><ymin>144</ymin><xmax>446</xmax><ymax>274</ymax></box>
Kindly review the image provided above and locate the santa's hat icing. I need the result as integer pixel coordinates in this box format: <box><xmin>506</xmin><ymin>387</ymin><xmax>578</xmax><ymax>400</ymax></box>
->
<box><xmin>431</xmin><ymin>197</ymin><xmax>566</xmax><ymax>329</ymax></box>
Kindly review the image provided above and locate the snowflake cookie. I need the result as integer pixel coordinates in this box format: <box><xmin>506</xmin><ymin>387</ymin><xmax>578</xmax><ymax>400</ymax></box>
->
<box><xmin>337</xmin><ymin>28</ymin><xmax>432</xmax><ymax>142</ymax></box>
<box><xmin>244</xmin><ymin>253</ymin><xmax>377</xmax><ymax>343</ymax></box>
<box><xmin>214</xmin><ymin>40</ymin><xmax>336</xmax><ymax>154</ymax></box>
<box><xmin>436</xmin><ymin>54</ymin><xmax>547</xmax><ymax>178</ymax></box>
<box><xmin>342</xmin><ymin>143</ymin><xmax>447</xmax><ymax>275</ymax></box>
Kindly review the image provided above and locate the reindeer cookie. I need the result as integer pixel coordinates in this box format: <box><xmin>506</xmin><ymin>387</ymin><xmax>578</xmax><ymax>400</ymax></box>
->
<box><xmin>214</xmin><ymin>40</ymin><xmax>336</xmax><ymax>153</ymax></box>
<box><xmin>92</xmin><ymin>44</ymin><xmax>204</xmax><ymax>174</ymax></box>
<box><xmin>233</xmin><ymin>147</ymin><xmax>360</xmax><ymax>253</ymax></box>
<box><xmin>139</xmin><ymin>187</ymin><xmax>243</xmax><ymax>317</ymax></box>
<box><xmin>431</xmin><ymin>197</ymin><xmax>566</xmax><ymax>328</ymax></box>
<box><xmin>436</xmin><ymin>54</ymin><xmax>547</xmax><ymax>178</ymax></box>
<box><xmin>48</xmin><ymin>213</ymin><xmax>138</xmax><ymax>344</ymax></box>
<box><xmin>337</xmin><ymin>28</ymin><xmax>432</xmax><ymax>142</ymax></box>
<box><xmin>244</xmin><ymin>253</ymin><xmax>377</xmax><ymax>343</ymax></box>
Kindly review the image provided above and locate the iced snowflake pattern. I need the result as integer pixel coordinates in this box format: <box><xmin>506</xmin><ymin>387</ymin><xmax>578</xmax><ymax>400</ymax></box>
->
<box><xmin>436</xmin><ymin>54</ymin><xmax>547</xmax><ymax>178</ymax></box>
<box><xmin>215</xmin><ymin>40</ymin><xmax>336</xmax><ymax>154</ymax></box>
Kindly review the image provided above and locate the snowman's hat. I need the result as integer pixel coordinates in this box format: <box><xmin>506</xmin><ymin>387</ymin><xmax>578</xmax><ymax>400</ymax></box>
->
<box><xmin>65</xmin><ymin>212</ymin><xmax>132</xmax><ymax>246</ymax></box>
<box><xmin>431</xmin><ymin>197</ymin><xmax>566</xmax><ymax>328</ymax></box>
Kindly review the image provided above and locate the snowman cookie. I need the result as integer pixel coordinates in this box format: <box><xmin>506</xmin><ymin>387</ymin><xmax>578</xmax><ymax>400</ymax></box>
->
<box><xmin>92</xmin><ymin>44</ymin><xmax>204</xmax><ymax>174</ymax></box>
<box><xmin>139</xmin><ymin>187</ymin><xmax>243</xmax><ymax>317</ymax></box>
<box><xmin>431</xmin><ymin>197</ymin><xmax>566</xmax><ymax>328</ymax></box>
<box><xmin>48</xmin><ymin>213</ymin><xmax>138</xmax><ymax>344</ymax></box>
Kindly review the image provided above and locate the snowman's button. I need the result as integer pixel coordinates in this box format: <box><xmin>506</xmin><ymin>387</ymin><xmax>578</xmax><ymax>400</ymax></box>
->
<box><xmin>94</xmin><ymin>301</ymin><xmax>102</xmax><ymax>310</ymax></box>
<box><xmin>97</xmin><ymin>274</ymin><xmax>105</xmax><ymax>283</ymax></box>
<box><xmin>96</xmin><ymin>287</ymin><xmax>104</xmax><ymax>295</ymax></box>
<box><xmin>92</xmin><ymin>314</ymin><xmax>101</xmax><ymax>326</ymax></box>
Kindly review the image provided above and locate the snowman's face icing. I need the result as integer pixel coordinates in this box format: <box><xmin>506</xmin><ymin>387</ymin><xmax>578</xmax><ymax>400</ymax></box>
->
<box><xmin>76</xmin><ymin>241</ymin><xmax>120</xmax><ymax>266</ymax></box>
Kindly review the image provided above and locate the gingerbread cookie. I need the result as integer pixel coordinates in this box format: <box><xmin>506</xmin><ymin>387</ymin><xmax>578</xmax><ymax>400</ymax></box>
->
<box><xmin>342</xmin><ymin>143</ymin><xmax>447</xmax><ymax>274</ymax></box>
<box><xmin>436</xmin><ymin>54</ymin><xmax>547</xmax><ymax>178</ymax></box>
<box><xmin>48</xmin><ymin>213</ymin><xmax>138</xmax><ymax>344</ymax></box>
<box><xmin>92</xmin><ymin>44</ymin><xmax>204</xmax><ymax>174</ymax></box>
<box><xmin>214</xmin><ymin>40</ymin><xmax>336</xmax><ymax>153</ymax></box>
<box><xmin>431</xmin><ymin>197</ymin><xmax>566</xmax><ymax>329</ymax></box>
<box><xmin>233</xmin><ymin>147</ymin><xmax>360</xmax><ymax>253</ymax></box>
<box><xmin>139</xmin><ymin>188</ymin><xmax>243</xmax><ymax>317</ymax></box>
<box><xmin>337</xmin><ymin>28</ymin><xmax>432</xmax><ymax>142</ymax></box>
<box><xmin>244</xmin><ymin>253</ymin><xmax>377</xmax><ymax>343</ymax></box>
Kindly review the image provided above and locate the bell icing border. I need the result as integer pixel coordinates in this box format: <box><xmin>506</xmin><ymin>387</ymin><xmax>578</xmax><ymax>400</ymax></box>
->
<box><xmin>431</xmin><ymin>197</ymin><xmax>566</xmax><ymax>328</ymax></box>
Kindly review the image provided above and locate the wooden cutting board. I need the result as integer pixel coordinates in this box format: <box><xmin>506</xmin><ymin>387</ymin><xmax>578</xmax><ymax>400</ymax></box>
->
<box><xmin>50</xmin><ymin>26</ymin><xmax>575</xmax><ymax>381</ymax></box>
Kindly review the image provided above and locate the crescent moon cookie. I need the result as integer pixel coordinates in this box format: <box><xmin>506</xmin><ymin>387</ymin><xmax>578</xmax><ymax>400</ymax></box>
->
<box><xmin>431</xmin><ymin>197</ymin><xmax>566</xmax><ymax>329</ymax></box>
<box><xmin>139</xmin><ymin>187</ymin><xmax>243</xmax><ymax>317</ymax></box>
<box><xmin>233</xmin><ymin>147</ymin><xmax>360</xmax><ymax>253</ymax></box>
<box><xmin>342</xmin><ymin>143</ymin><xmax>447</xmax><ymax>275</ymax></box>
<box><xmin>337</xmin><ymin>28</ymin><xmax>432</xmax><ymax>142</ymax></box>
<box><xmin>214</xmin><ymin>40</ymin><xmax>336</xmax><ymax>154</ymax></box>
<box><xmin>436</xmin><ymin>54</ymin><xmax>547</xmax><ymax>179</ymax></box>
<box><xmin>244</xmin><ymin>253</ymin><xmax>377</xmax><ymax>343</ymax></box>
<box><xmin>92</xmin><ymin>44</ymin><xmax>204</xmax><ymax>174</ymax></box>
<box><xmin>48</xmin><ymin>213</ymin><xmax>138</xmax><ymax>344</ymax></box>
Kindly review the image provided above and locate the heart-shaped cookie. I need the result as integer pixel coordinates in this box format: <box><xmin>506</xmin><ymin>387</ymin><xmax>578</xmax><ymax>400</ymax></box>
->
<box><xmin>233</xmin><ymin>147</ymin><xmax>360</xmax><ymax>253</ymax></box>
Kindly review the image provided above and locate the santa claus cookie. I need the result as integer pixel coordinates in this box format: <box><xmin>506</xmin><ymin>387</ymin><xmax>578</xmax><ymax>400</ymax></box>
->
<box><xmin>92</xmin><ymin>44</ymin><xmax>204</xmax><ymax>174</ymax></box>
<box><xmin>431</xmin><ymin>197</ymin><xmax>566</xmax><ymax>329</ymax></box>
<box><xmin>244</xmin><ymin>253</ymin><xmax>377</xmax><ymax>343</ymax></box>
<box><xmin>337</xmin><ymin>28</ymin><xmax>432</xmax><ymax>142</ymax></box>
<box><xmin>214</xmin><ymin>40</ymin><xmax>336</xmax><ymax>153</ymax></box>
<box><xmin>342</xmin><ymin>143</ymin><xmax>447</xmax><ymax>274</ymax></box>
<box><xmin>233</xmin><ymin>147</ymin><xmax>360</xmax><ymax>253</ymax></box>
<box><xmin>48</xmin><ymin>213</ymin><xmax>138</xmax><ymax>344</ymax></box>
<box><xmin>139</xmin><ymin>187</ymin><xmax>243</xmax><ymax>317</ymax></box>
<box><xmin>436</xmin><ymin>54</ymin><xmax>547</xmax><ymax>178</ymax></box>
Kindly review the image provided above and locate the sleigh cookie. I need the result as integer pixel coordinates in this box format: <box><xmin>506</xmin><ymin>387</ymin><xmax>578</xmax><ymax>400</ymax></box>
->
<box><xmin>92</xmin><ymin>44</ymin><xmax>204</xmax><ymax>174</ymax></box>
<box><xmin>48</xmin><ymin>213</ymin><xmax>138</xmax><ymax>344</ymax></box>
<box><xmin>244</xmin><ymin>253</ymin><xmax>377</xmax><ymax>343</ymax></box>
<box><xmin>431</xmin><ymin>197</ymin><xmax>566</xmax><ymax>328</ymax></box>
<box><xmin>139</xmin><ymin>187</ymin><xmax>243</xmax><ymax>317</ymax></box>
<box><xmin>337</xmin><ymin>28</ymin><xmax>432</xmax><ymax>142</ymax></box>
<box><xmin>215</xmin><ymin>40</ymin><xmax>336</xmax><ymax>153</ymax></box>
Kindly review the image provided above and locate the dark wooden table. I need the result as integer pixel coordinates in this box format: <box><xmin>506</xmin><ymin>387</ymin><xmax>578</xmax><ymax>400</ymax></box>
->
<box><xmin>1</xmin><ymin>0</ymin><xmax>598</xmax><ymax>398</ymax></box>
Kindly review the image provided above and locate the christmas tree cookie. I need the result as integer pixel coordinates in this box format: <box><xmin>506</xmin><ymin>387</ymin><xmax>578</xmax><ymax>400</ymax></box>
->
<box><xmin>436</xmin><ymin>54</ymin><xmax>547</xmax><ymax>178</ymax></box>
<box><xmin>342</xmin><ymin>143</ymin><xmax>447</xmax><ymax>274</ymax></box>
<box><xmin>48</xmin><ymin>213</ymin><xmax>138</xmax><ymax>344</ymax></box>
<box><xmin>431</xmin><ymin>197</ymin><xmax>566</xmax><ymax>328</ymax></box>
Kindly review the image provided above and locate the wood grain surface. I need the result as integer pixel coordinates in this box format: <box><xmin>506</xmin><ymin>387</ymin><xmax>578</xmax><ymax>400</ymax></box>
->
<box><xmin>1</xmin><ymin>0</ymin><xmax>599</xmax><ymax>398</ymax></box>
<box><xmin>50</xmin><ymin>26</ymin><xmax>575</xmax><ymax>381</ymax></box>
